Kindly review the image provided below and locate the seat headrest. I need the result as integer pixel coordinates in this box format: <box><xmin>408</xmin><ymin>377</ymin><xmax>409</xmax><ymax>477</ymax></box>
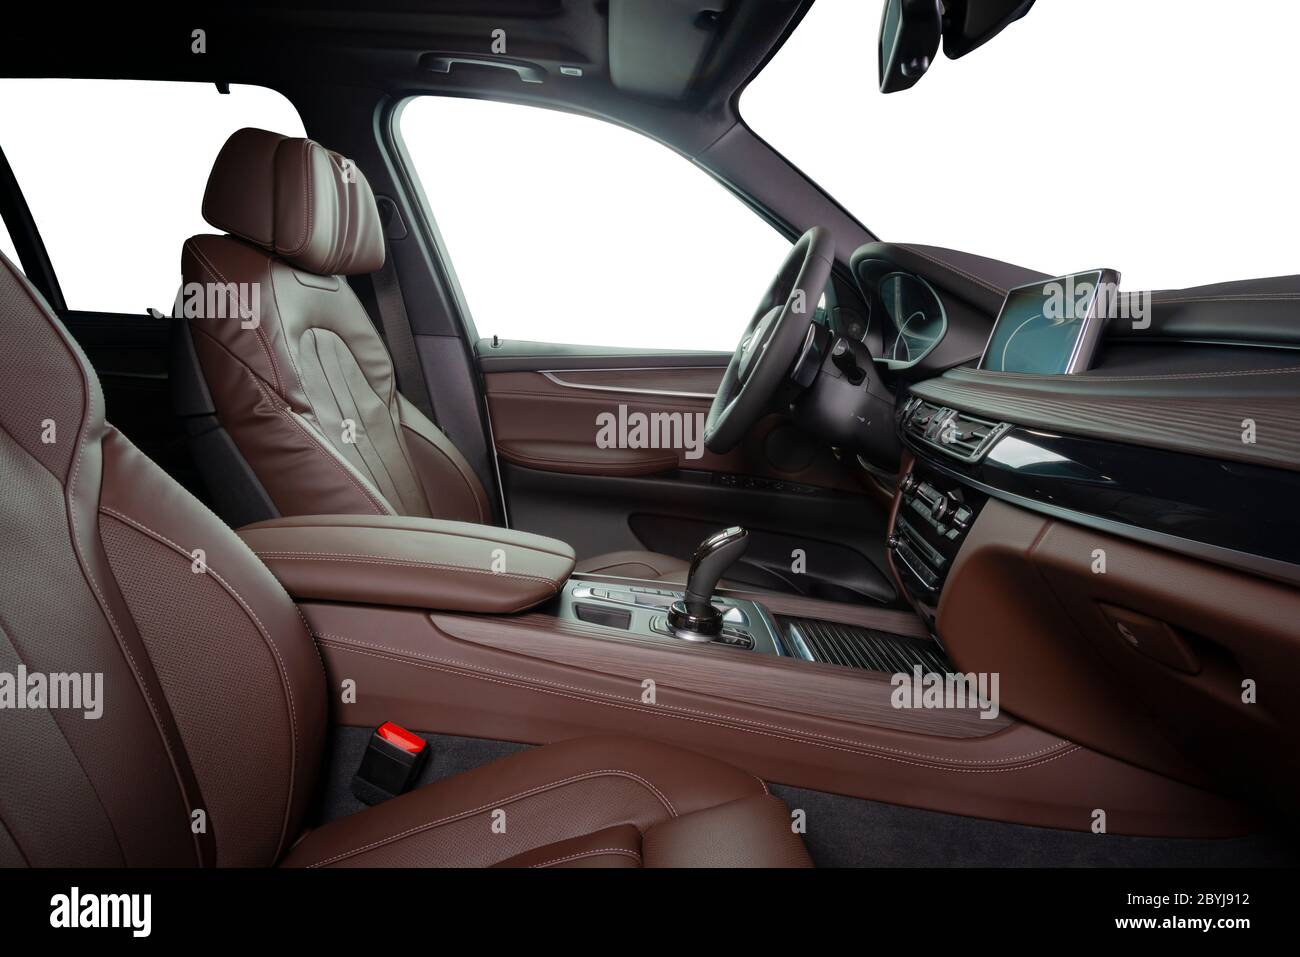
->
<box><xmin>201</xmin><ymin>128</ymin><xmax>385</xmax><ymax>276</ymax></box>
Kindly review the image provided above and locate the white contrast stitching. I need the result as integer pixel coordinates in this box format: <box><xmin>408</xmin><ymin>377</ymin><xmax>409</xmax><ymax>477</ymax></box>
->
<box><xmin>954</xmin><ymin>365</ymin><xmax>1300</xmax><ymax>383</ymax></box>
<box><xmin>316</xmin><ymin>634</ymin><xmax>1073</xmax><ymax>767</ymax></box>
<box><xmin>304</xmin><ymin>769</ymin><xmax>677</xmax><ymax>868</ymax></box>
<box><xmin>187</xmin><ymin>239</ymin><xmax>286</xmax><ymax>396</ymax></box>
<box><xmin>245</xmin><ymin>372</ymin><xmax>391</xmax><ymax>515</ymax></box>
<box><xmin>530</xmin><ymin>847</ymin><xmax>642</xmax><ymax>868</ymax></box>
<box><xmin>899</xmin><ymin>245</ymin><xmax>1005</xmax><ymax>295</ymax></box>
<box><xmin>99</xmin><ymin>505</ymin><xmax>302</xmax><ymax>855</ymax></box>
<box><xmin>251</xmin><ymin>551</ymin><xmax>557</xmax><ymax>586</ymax></box>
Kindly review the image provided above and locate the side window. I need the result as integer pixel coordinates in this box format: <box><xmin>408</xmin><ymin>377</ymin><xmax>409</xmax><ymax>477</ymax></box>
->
<box><xmin>0</xmin><ymin>80</ymin><xmax>305</xmax><ymax>314</ymax></box>
<box><xmin>400</xmin><ymin>96</ymin><xmax>790</xmax><ymax>352</ymax></box>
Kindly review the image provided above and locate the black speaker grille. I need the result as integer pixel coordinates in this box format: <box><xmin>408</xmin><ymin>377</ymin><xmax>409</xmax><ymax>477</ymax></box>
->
<box><xmin>777</xmin><ymin>616</ymin><xmax>950</xmax><ymax>673</ymax></box>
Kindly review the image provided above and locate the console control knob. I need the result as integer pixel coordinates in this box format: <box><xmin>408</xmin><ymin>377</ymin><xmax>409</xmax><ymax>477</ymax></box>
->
<box><xmin>665</xmin><ymin>600</ymin><xmax>724</xmax><ymax>641</ymax></box>
<box><xmin>667</xmin><ymin>527</ymin><xmax>749</xmax><ymax>641</ymax></box>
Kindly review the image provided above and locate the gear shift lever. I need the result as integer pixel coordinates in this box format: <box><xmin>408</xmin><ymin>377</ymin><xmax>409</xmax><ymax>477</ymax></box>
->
<box><xmin>666</xmin><ymin>526</ymin><xmax>749</xmax><ymax>641</ymax></box>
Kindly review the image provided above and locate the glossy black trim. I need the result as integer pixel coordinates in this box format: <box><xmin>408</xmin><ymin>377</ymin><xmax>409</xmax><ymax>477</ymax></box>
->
<box><xmin>904</xmin><ymin>427</ymin><xmax>1300</xmax><ymax>586</ymax></box>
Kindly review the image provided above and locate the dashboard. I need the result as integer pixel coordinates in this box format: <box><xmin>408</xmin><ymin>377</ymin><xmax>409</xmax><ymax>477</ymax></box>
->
<box><xmin>841</xmin><ymin>258</ymin><xmax>948</xmax><ymax>368</ymax></box>
<box><xmin>813</xmin><ymin>238</ymin><xmax>1300</xmax><ymax>815</ymax></box>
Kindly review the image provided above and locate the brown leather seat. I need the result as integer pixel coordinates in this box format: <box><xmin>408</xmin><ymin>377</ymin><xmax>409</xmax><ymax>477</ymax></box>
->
<box><xmin>0</xmin><ymin>248</ymin><xmax>811</xmax><ymax>868</ymax></box>
<box><xmin>180</xmin><ymin>127</ymin><xmax>686</xmax><ymax>581</ymax></box>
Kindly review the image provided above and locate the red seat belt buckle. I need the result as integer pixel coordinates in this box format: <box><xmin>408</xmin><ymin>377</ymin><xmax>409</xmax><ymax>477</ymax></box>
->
<box><xmin>376</xmin><ymin>721</ymin><xmax>427</xmax><ymax>755</ymax></box>
<box><xmin>351</xmin><ymin>722</ymin><xmax>430</xmax><ymax>806</ymax></box>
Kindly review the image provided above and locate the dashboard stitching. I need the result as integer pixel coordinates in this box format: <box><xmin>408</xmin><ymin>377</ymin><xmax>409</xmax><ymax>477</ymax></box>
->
<box><xmin>898</xmin><ymin>244</ymin><xmax>1006</xmax><ymax>296</ymax></box>
<box><xmin>950</xmin><ymin>366</ymin><xmax>1300</xmax><ymax>383</ymax></box>
<box><xmin>1151</xmin><ymin>294</ymin><xmax>1300</xmax><ymax>303</ymax></box>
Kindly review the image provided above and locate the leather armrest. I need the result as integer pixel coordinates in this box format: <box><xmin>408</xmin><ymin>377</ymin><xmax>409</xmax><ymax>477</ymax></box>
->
<box><xmin>237</xmin><ymin>515</ymin><xmax>575</xmax><ymax>613</ymax></box>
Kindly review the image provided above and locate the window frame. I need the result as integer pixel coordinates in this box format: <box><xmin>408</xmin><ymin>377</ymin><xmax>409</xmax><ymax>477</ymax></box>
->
<box><xmin>388</xmin><ymin>91</ymin><xmax>811</xmax><ymax>352</ymax></box>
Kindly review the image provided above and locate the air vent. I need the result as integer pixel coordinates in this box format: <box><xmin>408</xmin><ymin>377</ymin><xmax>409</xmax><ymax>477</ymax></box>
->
<box><xmin>777</xmin><ymin>616</ymin><xmax>952</xmax><ymax>673</ymax></box>
<box><xmin>902</xmin><ymin>399</ymin><xmax>1010</xmax><ymax>463</ymax></box>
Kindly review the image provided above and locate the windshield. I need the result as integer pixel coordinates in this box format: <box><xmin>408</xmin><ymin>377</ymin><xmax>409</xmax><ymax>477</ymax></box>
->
<box><xmin>741</xmin><ymin>0</ymin><xmax>1300</xmax><ymax>291</ymax></box>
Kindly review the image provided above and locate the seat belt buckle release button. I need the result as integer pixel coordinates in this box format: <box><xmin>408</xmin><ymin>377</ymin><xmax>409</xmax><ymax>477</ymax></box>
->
<box><xmin>351</xmin><ymin>722</ymin><xmax>430</xmax><ymax>806</ymax></box>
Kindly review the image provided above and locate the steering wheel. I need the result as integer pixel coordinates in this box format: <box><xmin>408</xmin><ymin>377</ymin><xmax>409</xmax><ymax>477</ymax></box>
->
<box><xmin>704</xmin><ymin>226</ymin><xmax>835</xmax><ymax>454</ymax></box>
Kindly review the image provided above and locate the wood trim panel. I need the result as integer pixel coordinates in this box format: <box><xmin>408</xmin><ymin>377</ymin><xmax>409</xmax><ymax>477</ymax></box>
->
<box><xmin>910</xmin><ymin>370</ymin><xmax>1300</xmax><ymax>474</ymax></box>
<box><xmin>434</xmin><ymin>610</ymin><xmax>1007</xmax><ymax>737</ymax></box>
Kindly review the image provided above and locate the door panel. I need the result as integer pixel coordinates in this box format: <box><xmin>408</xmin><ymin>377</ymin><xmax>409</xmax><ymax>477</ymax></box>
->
<box><xmin>483</xmin><ymin>368</ymin><xmax>865</xmax><ymax>491</ymax></box>
<box><xmin>480</xmin><ymin>348</ymin><xmax>899</xmax><ymax>604</ymax></box>
<box><xmin>536</xmin><ymin>366</ymin><xmax>729</xmax><ymax>396</ymax></box>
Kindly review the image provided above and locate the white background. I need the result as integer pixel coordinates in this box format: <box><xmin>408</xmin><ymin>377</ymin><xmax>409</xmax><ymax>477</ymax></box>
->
<box><xmin>743</xmin><ymin>0</ymin><xmax>1300</xmax><ymax>292</ymax></box>
<box><xmin>0</xmin><ymin>80</ymin><xmax>304</xmax><ymax>313</ymax></box>
<box><xmin>401</xmin><ymin>96</ymin><xmax>791</xmax><ymax>351</ymax></box>
<box><xmin>3</xmin><ymin>3</ymin><xmax>1296</xmax><ymax>337</ymax></box>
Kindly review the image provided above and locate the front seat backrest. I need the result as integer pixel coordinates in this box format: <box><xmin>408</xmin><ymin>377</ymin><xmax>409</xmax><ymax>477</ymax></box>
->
<box><xmin>0</xmin><ymin>251</ymin><xmax>327</xmax><ymax>866</ymax></box>
<box><xmin>182</xmin><ymin>127</ymin><xmax>491</xmax><ymax>523</ymax></box>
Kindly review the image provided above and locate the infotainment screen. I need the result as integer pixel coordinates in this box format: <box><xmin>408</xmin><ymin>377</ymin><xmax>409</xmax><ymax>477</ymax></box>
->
<box><xmin>979</xmin><ymin>269</ymin><xmax>1119</xmax><ymax>374</ymax></box>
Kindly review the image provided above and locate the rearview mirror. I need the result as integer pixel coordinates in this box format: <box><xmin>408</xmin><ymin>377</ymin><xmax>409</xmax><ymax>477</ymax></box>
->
<box><xmin>941</xmin><ymin>0</ymin><xmax>1037</xmax><ymax>59</ymax></box>
<box><xmin>879</xmin><ymin>0</ymin><xmax>1036</xmax><ymax>93</ymax></box>
<box><xmin>878</xmin><ymin>0</ymin><xmax>942</xmax><ymax>94</ymax></box>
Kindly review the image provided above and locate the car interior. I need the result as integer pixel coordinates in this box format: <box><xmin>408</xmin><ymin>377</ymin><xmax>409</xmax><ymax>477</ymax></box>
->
<box><xmin>1</xmin><ymin>0</ymin><xmax>1298</xmax><ymax>871</ymax></box>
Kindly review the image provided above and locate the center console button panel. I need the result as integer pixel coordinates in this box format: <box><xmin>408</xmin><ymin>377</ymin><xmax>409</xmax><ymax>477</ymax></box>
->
<box><xmin>890</xmin><ymin>397</ymin><xmax>1008</xmax><ymax>623</ymax></box>
<box><xmin>572</xmin><ymin>584</ymin><xmax>748</xmax><ymax>623</ymax></box>
<box><xmin>564</xmin><ymin>582</ymin><xmax>783</xmax><ymax>655</ymax></box>
<box><xmin>557</xmin><ymin>579</ymin><xmax>945</xmax><ymax>674</ymax></box>
<box><xmin>889</xmin><ymin>459</ymin><xmax>989</xmax><ymax>626</ymax></box>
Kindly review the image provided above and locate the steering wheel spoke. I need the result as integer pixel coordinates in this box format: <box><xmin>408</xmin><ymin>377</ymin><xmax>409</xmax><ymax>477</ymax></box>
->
<box><xmin>703</xmin><ymin>226</ymin><xmax>835</xmax><ymax>454</ymax></box>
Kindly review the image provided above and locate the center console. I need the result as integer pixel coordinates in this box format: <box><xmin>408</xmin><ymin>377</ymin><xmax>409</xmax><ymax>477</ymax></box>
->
<box><xmin>559</xmin><ymin>580</ymin><xmax>783</xmax><ymax>653</ymax></box>
<box><xmin>554</xmin><ymin>523</ymin><xmax>947</xmax><ymax>673</ymax></box>
<box><xmin>238</xmin><ymin>502</ymin><xmax>1252</xmax><ymax>838</ymax></box>
<box><xmin>888</xmin><ymin>397</ymin><xmax>1004</xmax><ymax>629</ymax></box>
<box><xmin>557</xmin><ymin>525</ymin><xmax>783</xmax><ymax>652</ymax></box>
